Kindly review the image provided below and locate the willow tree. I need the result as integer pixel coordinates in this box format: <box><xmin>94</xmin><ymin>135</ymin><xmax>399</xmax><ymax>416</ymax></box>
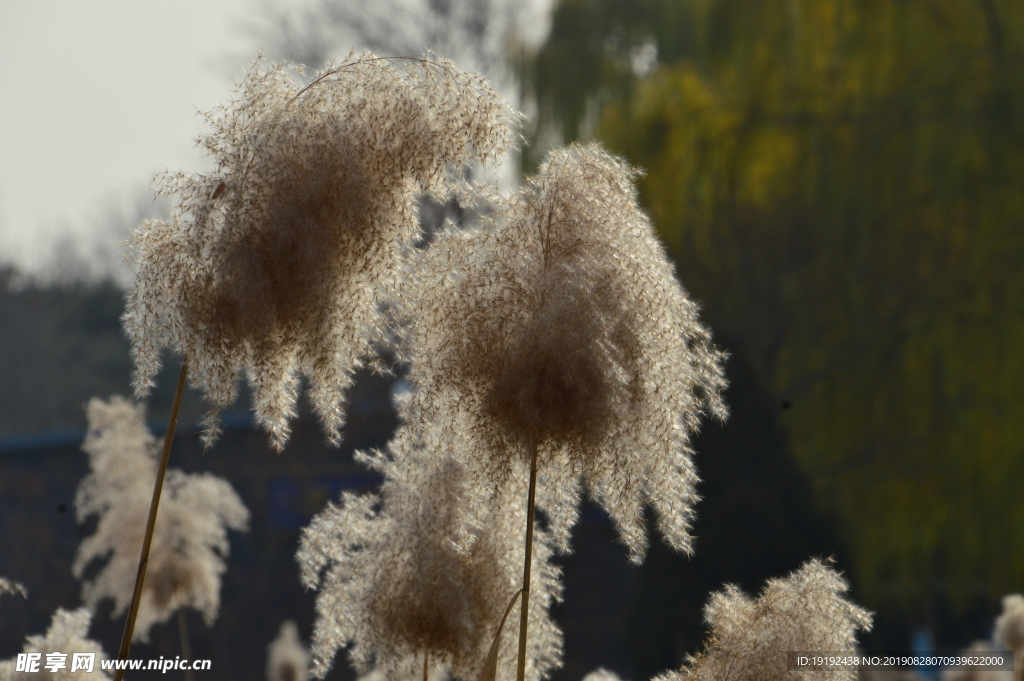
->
<box><xmin>535</xmin><ymin>0</ymin><xmax>1024</xmax><ymax>614</ymax></box>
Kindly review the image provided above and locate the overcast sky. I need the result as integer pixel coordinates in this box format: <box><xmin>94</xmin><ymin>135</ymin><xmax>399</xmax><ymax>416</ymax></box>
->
<box><xmin>0</xmin><ymin>0</ymin><xmax>551</xmax><ymax>279</ymax></box>
<box><xmin>0</xmin><ymin>0</ymin><xmax>265</xmax><ymax>274</ymax></box>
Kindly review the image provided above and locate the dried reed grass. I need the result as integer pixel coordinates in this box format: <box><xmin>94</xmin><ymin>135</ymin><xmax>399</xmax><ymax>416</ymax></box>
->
<box><xmin>268</xmin><ymin>621</ymin><xmax>311</xmax><ymax>681</ymax></box>
<box><xmin>401</xmin><ymin>142</ymin><xmax>727</xmax><ymax>560</ymax></box>
<box><xmin>996</xmin><ymin>595</ymin><xmax>1024</xmax><ymax>657</ymax></box>
<box><xmin>73</xmin><ymin>397</ymin><xmax>249</xmax><ymax>642</ymax></box>
<box><xmin>124</xmin><ymin>53</ymin><xmax>520</xmax><ymax>450</ymax></box>
<box><xmin>0</xmin><ymin>577</ymin><xmax>26</xmax><ymax>601</ymax></box>
<box><xmin>658</xmin><ymin>559</ymin><xmax>872</xmax><ymax>681</ymax></box>
<box><xmin>0</xmin><ymin>609</ymin><xmax>111</xmax><ymax>681</ymax></box>
<box><xmin>297</xmin><ymin>428</ymin><xmax>562</xmax><ymax>681</ymax></box>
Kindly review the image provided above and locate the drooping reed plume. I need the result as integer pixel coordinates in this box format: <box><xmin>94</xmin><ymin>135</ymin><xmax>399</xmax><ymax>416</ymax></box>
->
<box><xmin>72</xmin><ymin>397</ymin><xmax>249</xmax><ymax>641</ymax></box>
<box><xmin>297</xmin><ymin>427</ymin><xmax>562</xmax><ymax>681</ymax></box>
<box><xmin>0</xmin><ymin>578</ymin><xmax>26</xmax><ymax>601</ymax></box>
<box><xmin>357</xmin><ymin>665</ymin><xmax>448</xmax><ymax>681</ymax></box>
<box><xmin>0</xmin><ymin>608</ymin><xmax>111</xmax><ymax>681</ymax></box>
<box><xmin>267</xmin><ymin>621</ymin><xmax>311</xmax><ymax>681</ymax></box>
<box><xmin>656</xmin><ymin>559</ymin><xmax>872</xmax><ymax>681</ymax></box>
<box><xmin>995</xmin><ymin>595</ymin><xmax>1024</xmax><ymax>681</ymax></box>
<box><xmin>401</xmin><ymin>142</ymin><xmax>728</xmax><ymax>559</ymax></box>
<box><xmin>123</xmin><ymin>52</ymin><xmax>520</xmax><ymax>451</ymax></box>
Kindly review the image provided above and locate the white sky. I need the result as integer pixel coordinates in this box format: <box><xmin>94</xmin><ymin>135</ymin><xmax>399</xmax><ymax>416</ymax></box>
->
<box><xmin>0</xmin><ymin>0</ymin><xmax>551</xmax><ymax>277</ymax></box>
<box><xmin>0</xmin><ymin>0</ymin><xmax>263</xmax><ymax>274</ymax></box>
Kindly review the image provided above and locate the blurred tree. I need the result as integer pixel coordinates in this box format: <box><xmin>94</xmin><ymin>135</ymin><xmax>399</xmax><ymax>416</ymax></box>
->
<box><xmin>39</xmin><ymin>190</ymin><xmax>168</xmax><ymax>288</ymax></box>
<box><xmin>527</xmin><ymin>0</ymin><xmax>693</xmax><ymax>159</ymax></box>
<box><xmin>245</xmin><ymin>0</ymin><xmax>549</xmax><ymax>232</ymax></box>
<box><xmin>536</xmin><ymin>0</ymin><xmax>1024</xmax><ymax>614</ymax></box>
<box><xmin>246</xmin><ymin>0</ymin><xmax>551</xmax><ymax>105</ymax></box>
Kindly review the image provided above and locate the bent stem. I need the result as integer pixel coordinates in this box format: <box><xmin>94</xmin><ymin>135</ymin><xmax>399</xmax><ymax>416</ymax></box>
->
<box><xmin>515</xmin><ymin>441</ymin><xmax>539</xmax><ymax>681</ymax></box>
<box><xmin>114</xmin><ymin>360</ymin><xmax>189</xmax><ymax>681</ymax></box>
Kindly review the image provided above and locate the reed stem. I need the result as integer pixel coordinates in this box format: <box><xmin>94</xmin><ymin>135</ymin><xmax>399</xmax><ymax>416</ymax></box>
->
<box><xmin>515</xmin><ymin>441</ymin><xmax>539</xmax><ymax>681</ymax></box>
<box><xmin>114</xmin><ymin>360</ymin><xmax>188</xmax><ymax>681</ymax></box>
<box><xmin>177</xmin><ymin>610</ymin><xmax>195</xmax><ymax>681</ymax></box>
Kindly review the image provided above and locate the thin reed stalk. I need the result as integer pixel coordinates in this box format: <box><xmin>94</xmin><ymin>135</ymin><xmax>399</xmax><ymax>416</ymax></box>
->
<box><xmin>114</xmin><ymin>360</ymin><xmax>188</xmax><ymax>681</ymax></box>
<box><xmin>178</xmin><ymin>610</ymin><xmax>195</xmax><ymax>681</ymax></box>
<box><xmin>515</xmin><ymin>441</ymin><xmax>539</xmax><ymax>681</ymax></box>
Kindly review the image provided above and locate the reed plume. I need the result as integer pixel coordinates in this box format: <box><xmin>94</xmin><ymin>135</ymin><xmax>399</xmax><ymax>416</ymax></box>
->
<box><xmin>72</xmin><ymin>397</ymin><xmax>249</xmax><ymax>641</ymax></box>
<box><xmin>357</xmin><ymin>665</ymin><xmax>448</xmax><ymax>681</ymax></box>
<box><xmin>657</xmin><ymin>559</ymin><xmax>872</xmax><ymax>681</ymax></box>
<box><xmin>297</xmin><ymin>427</ymin><xmax>562</xmax><ymax>681</ymax></box>
<box><xmin>123</xmin><ymin>52</ymin><xmax>520</xmax><ymax>450</ymax></box>
<box><xmin>996</xmin><ymin>595</ymin><xmax>1024</xmax><ymax>656</ymax></box>
<box><xmin>995</xmin><ymin>595</ymin><xmax>1024</xmax><ymax>681</ymax></box>
<box><xmin>401</xmin><ymin>142</ymin><xmax>727</xmax><ymax>560</ymax></box>
<box><xmin>267</xmin><ymin>621</ymin><xmax>311</xmax><ymax>681</ymax></box>
<box><xmin>0</xmin><ymin>578</ymin><xmax>26</xmax><ymax>601</ymax></box>
<box><xmin>0</xmin><ymin>608</ymin><xmax>111</xmax><ymax>681</ymax></box>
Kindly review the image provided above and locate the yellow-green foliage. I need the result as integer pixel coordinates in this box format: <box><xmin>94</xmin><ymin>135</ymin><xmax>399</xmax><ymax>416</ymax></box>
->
<box><xmin>583</xmin><ymin>0</ymin><xmax>1024</xmax><ymax>611</ymax></box>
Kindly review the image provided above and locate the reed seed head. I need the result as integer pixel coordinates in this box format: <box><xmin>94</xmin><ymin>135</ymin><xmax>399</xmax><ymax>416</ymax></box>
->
<box><xmin>0</xmin><ymin>577</ymin><xmax>26</xmax><ymax>602</ymax></box>
<box><xmin>657</xmin><ymin>559</ymin><xmax>872</xmax><ymax>681</ymax></box>
<box><xmin>268</xmin><ymin>621</ymin><xmax>311</xmax><ymax>681</ymax></box>
<box><xmin>0</xmin><ymin>608</ymin><xmax>111</xmax><ymax>681</ymax></box>
<box><xmin>401</xmin><ymin>142</ymin><xmax>727</xmax><ymax>559</ymax></box>
<box><xmin>72</xmin><ymin>397</ymin><xmax>250</xmax><ymax>641</ymax></box>
<box><xmin>297</xmin><ymin>428</ymin><xmax>562</xmax><ymax>681</ymax></box>
<box><xmin>995</xmin><ymin>595</ymin><xmax>1024</xmax><ymax>655</ymax></box>
<box><xmin>123</xmin><ymin>53</ymin><xmax>521</xmax><ymax>450</ymax></box>
<box><xmin>357</xmin><ymin>665</ymin><xmax>449</xmax><ymax>681</ymax></box>
<box><xmin>582</xmin><ymin>669</ymin><xmax>625</xmax><ymax>681</ymax></box>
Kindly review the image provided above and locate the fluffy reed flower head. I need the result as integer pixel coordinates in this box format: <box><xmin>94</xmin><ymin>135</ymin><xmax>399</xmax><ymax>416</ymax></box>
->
<box><xmin>582</xmin><ymin>669</ymin><xmax>625</xmax><ymax>681</ymax></box>
<box><xmin>0</xmin><ymin>577</ymin><xmax>26</xmax><ymax>601</ymax></box>
<box><xmin>656</xmin><ymin>559</ymin><xmax>872</xmax><ymax>681</ymax></box>
<box><xmin>995</xmin><ymin>594</ymin><xmax>1024</xmax><ymax>654</ymax></box>
<box><xmin>72</xmin><ymin>397</ymin><xmax>250</xmax><ymax>641</ymax></box>
<box><xmin>297</xmin><ymin>428</ymin><xmax>562</xmax><ymax>681</ymax></box>
<box><xmin>0</xmin><ymin>608</ymin><xmax>111</xmax><ymax>681</ymax></box>
<box><xmin>401</xmin><ymin>142</ymin><xmax>727</xmax><ymax>559</ymax></box>
<box><xmin>357</xmin><ymin>665</ymin><xmax>449</xmax><ymax>681</ymax></box>
<box><xmin>123</xmin><ymin>52</ymin><xmax>521</xmax><ymax>450</ymax></box>
<box><xmin>268</xmin><ymin>621</ymin><xmax>311</xmax><ymax>681</ymax></box>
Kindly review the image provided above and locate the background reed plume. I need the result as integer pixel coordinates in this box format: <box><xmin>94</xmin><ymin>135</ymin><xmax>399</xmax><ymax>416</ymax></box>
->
<box><xmin>400</xmin><ymin>142</ymin><xmax>728</xmax><ymax>559</ymax></box>
<box><xmin>0</xmin><ymin>608</ymin><xmax>111</xmax><ymax>681</ymax></box>
<box><xmin>658</xmin><ymin>559</ymin><xmax>872</xmax><ymax>681</ymax></box>
<box><xmin>995</xmin><ymin>595</ymin><xmax>1024</xmax><ymax>681</ymax></box>
<box><xmin>297</xmin><ymin>427</ymin><xmax>563</xmax><ymax>681</ymax></box>
<box><xmin>123</xmin><ymin>52</ymin><xmax>520</xmax><ymax>450</ymax></box>
<box><xmin>267</xmin><ymin>621</ymin><xmax>311</xmax><ymax>681</ymax></box>
<box><xmin>72</xmin><ymin>397</ymin><xmax>249</xmax><ymax>641</ymax></box>
<box><xmin>0</xmin><ymin>578</ymin><xmax>26</xmax><ymax>602</ymax></box>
